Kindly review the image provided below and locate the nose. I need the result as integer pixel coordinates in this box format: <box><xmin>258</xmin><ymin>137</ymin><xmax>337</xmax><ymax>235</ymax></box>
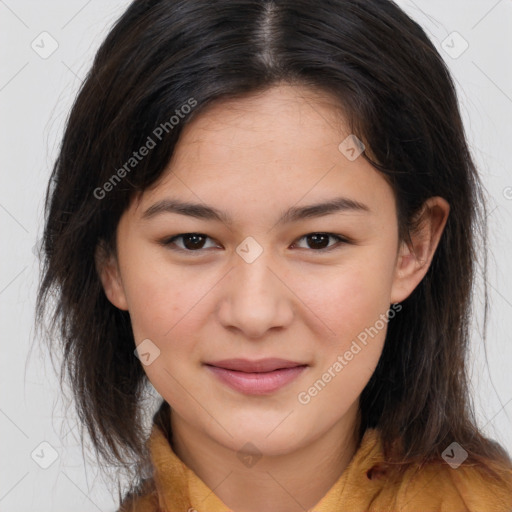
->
<box><xmin>216</xmin><ymin>249</ymin><xmax>294</xmax><ymax>339</ymax></box>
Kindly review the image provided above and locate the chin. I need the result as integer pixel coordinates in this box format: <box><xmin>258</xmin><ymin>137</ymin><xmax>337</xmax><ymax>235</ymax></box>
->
<box><xmin>213</xmin><ymin>421</ymin><xmax>312</xmax><ymax>457</ymax></box>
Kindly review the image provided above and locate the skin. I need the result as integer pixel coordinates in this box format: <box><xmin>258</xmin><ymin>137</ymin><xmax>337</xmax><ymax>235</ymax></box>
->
<box><xmin>97</xmin><ymin>84</ymin><xmax>450</xmax><ymax>512</ymax></box>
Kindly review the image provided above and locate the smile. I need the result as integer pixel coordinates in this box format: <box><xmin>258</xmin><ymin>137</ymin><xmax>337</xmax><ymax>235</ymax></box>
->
<box><xmin>204</xmin><ymin>358</ymin><xmax>308</xmax><ymax>395</ymax></box>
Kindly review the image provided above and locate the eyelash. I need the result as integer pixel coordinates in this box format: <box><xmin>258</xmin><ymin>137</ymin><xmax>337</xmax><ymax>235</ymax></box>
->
<box><xmin>158</xmin><ymin>232</ymin><xmax>351</xmax><ymax>254</ymax></box>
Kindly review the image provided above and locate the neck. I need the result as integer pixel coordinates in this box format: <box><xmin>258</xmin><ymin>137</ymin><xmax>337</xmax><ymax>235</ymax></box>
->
<box><xmin>170</xmin><ymin>404</ymin><xmax>361</xmax><ymax>512</ymax></box>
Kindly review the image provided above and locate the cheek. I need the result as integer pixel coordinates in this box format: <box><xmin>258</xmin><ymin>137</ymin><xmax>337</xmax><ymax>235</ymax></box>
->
<box><xmin>292</xmin><ymin>254</ymin><xmax>395</xmax><ymax>343</ymax></box>
<box><xmin>124</xmin><ymin>276</ymin><xmax>174</xmax><ymax>341</ymax></box>
<box><xmin>118</xmin><ymin>239</ymin><xmax>203</xmax><ymax>340</ymax></box>
<box><xmin>293</xmin><ymin>252</ymin><xmax>395</xmax><ymax>404</ymax></box>
<box><xmin>294</xmin><ymin>266</ymin><xmax>392</xmax><ymax>418</ymax></box>
<box><xmin>121</xmin><ymin>259</ymin><xmax>209</xmax><ymax>407</ymax></box>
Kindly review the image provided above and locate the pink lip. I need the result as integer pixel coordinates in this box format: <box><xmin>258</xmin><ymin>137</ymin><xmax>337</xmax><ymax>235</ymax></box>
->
<box><xmin>204</xmin><ymin>358</ymin><xmax>308</xmax><ymax>395</ymax></box>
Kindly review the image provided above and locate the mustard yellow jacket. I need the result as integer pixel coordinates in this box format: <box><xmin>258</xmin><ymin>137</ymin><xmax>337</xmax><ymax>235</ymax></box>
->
<box><xmin>119</xmin><ymin>425</ymin><xmax>512</xmax><ymax>512</ymax></box>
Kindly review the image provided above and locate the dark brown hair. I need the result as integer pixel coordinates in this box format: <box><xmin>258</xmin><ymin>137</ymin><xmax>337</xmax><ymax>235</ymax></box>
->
<box><xmin>36</xmin><ymin>0</ymin><xmax>511</xmax><ymax>502</ymax></box>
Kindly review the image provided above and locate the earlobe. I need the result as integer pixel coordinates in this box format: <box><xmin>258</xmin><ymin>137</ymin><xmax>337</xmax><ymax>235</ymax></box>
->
<box><xmin>390</xmin><ymin>197</ymin><xmax>450</xmax><ymax>304</ymax></box>
<box><xmin>94</xmin><ymin>243</ymin><xmax>129</xmax><ymax>311</ymax></box>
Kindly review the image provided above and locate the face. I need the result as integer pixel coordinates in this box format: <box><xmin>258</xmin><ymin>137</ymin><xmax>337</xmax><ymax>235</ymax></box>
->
<box><xmin>99</xmin><ymin>84</ymin><xmax>444</xmax><ymax>457</ymax></box>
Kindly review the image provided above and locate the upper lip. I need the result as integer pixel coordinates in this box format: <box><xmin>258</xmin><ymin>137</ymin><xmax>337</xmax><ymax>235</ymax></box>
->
<box><xmin>205</xmin><ymin>358</ymin><xmax>307</xmax><ymax>373</ymax></box>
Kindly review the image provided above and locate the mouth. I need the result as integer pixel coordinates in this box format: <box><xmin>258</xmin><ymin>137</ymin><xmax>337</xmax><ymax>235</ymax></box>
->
<box><xmin>204</xmin><ymin>358</ymin><xmax>308</xmax><ymax>395</ymax></box>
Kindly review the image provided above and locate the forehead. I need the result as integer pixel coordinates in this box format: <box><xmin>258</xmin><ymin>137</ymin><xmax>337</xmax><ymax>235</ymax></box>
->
<box><xmin>130</xmin><ymin>84</ymin><xmax>395</xmax><ymax>222</ymax></box>
<box><xmin>176</xmin><ymin>84</ymin><xmax>347</xmax><ymax>156</ymax></box>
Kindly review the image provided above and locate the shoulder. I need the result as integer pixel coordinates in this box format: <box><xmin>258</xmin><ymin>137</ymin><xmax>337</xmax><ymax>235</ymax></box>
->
<box><xmin>358</xmin><ymin>428</ymin><xmax>512</xmax><ymax>511</ymax></box>
<box><xmin>386</xmin><ymin>458</ymin><xmax>512</xmax><ymax>512</ymax></box>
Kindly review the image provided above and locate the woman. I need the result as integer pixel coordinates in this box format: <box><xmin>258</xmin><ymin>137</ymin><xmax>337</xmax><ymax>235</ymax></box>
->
<box><xmin>37</xmin><ymin>0</ymin><xmax>512</xmax><ymax>510</ymax></box>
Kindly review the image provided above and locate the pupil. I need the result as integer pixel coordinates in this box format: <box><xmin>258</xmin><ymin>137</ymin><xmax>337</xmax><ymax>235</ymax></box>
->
<box><xmin>308</xmin><ymin>234</ymin><xmax>328</xmax><ymax>249</ymax></box>
<box><xmin>184</xmin><ymin>234</ymin><xmax>204</xmax><ymax>250</ymax></box>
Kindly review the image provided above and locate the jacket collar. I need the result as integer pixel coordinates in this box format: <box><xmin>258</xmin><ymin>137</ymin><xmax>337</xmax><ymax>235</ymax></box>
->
<box><xmin>146</xmin><ymin>424</ymin><xmax>387</xmax><ymax>511</ymax></box>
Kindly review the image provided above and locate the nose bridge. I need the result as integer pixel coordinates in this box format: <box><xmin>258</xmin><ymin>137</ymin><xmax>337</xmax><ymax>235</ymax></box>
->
<box><xmin>233</xmin><ymin>235</ymin><xmax>277</xmax><ymax>291</ymax></box>
<box><xmin>235</xmin><ymin>247</ymin><xmax>274</xmax><ymax>296</ymax></box>
<box><xmin>217</xmin><ymin>238</ymin><xmax>293</xmax><ymax>337</ymax></box>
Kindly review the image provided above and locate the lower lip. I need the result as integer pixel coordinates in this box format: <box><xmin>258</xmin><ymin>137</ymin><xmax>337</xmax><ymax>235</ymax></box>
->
<box><xmin>205</xmin><ymin>365</ymin><xmax>307</xmax><ymax>395</ymax></box>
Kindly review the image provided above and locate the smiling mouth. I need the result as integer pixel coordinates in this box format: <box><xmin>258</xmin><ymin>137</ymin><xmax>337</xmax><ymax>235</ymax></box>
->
<box><xmin>205</xmin><ymin>357</ymin><xmax>307</xmax><ymax>372</ymax></box>
<box><xmin>204</xmin><ymin>358</ymin><xmax>308</xmax><ymax>395</ymax></box>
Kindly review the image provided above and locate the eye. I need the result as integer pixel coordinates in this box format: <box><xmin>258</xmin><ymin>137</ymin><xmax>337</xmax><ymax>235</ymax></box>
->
<box><xmin>160</xmin><ymin>233</ymin><xmax>219</xmax><ymax>252</ymax></box>
<box><xmin>291</xmin><ymin>233</ymin><xmax>349</xmax><ymax>252</ymax></box>
<box><xmin>159</xmin><ymin>232</ymin><xmax>350</xmax><ymax>254</ymax></box>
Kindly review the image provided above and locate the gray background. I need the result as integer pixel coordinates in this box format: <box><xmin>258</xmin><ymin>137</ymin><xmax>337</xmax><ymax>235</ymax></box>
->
<box><xmin>1</xmin><ymin>0</ymin><xmax>511</xmax><ymax>510</ymax></box>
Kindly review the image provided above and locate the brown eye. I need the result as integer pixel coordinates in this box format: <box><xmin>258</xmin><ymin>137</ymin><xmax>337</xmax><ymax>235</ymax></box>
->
<box><xmin>161</xmin><ymin>233</ymin><xmax>218</xmax><ymax>252</ymax></box>
<box><xmin>160</xmin><ymin>232</ymin><xmax>349</xmax><ymax>254</ymax></box>
<box><xmin>293</xmin><ymin>233</ymin><xmax>348</xmax><ymax>251</ymax></box>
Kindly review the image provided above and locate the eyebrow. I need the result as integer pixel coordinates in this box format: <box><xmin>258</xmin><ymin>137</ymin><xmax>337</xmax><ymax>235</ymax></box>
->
<box><xmin>141</xmin><ymin>196</ymin><xmax>370</xmax><ymax>226</ymax></box>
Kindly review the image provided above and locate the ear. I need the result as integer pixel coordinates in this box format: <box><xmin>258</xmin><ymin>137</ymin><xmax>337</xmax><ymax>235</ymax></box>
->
<box><xmin>94</xmin><ymin>241</ymin><xmax>129</xmax><ymax>311</ymax></box>
<box><xmin>390</xmin><ymin>197</ymin><xmax>450</xmax><ymax>304</ymax></box>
